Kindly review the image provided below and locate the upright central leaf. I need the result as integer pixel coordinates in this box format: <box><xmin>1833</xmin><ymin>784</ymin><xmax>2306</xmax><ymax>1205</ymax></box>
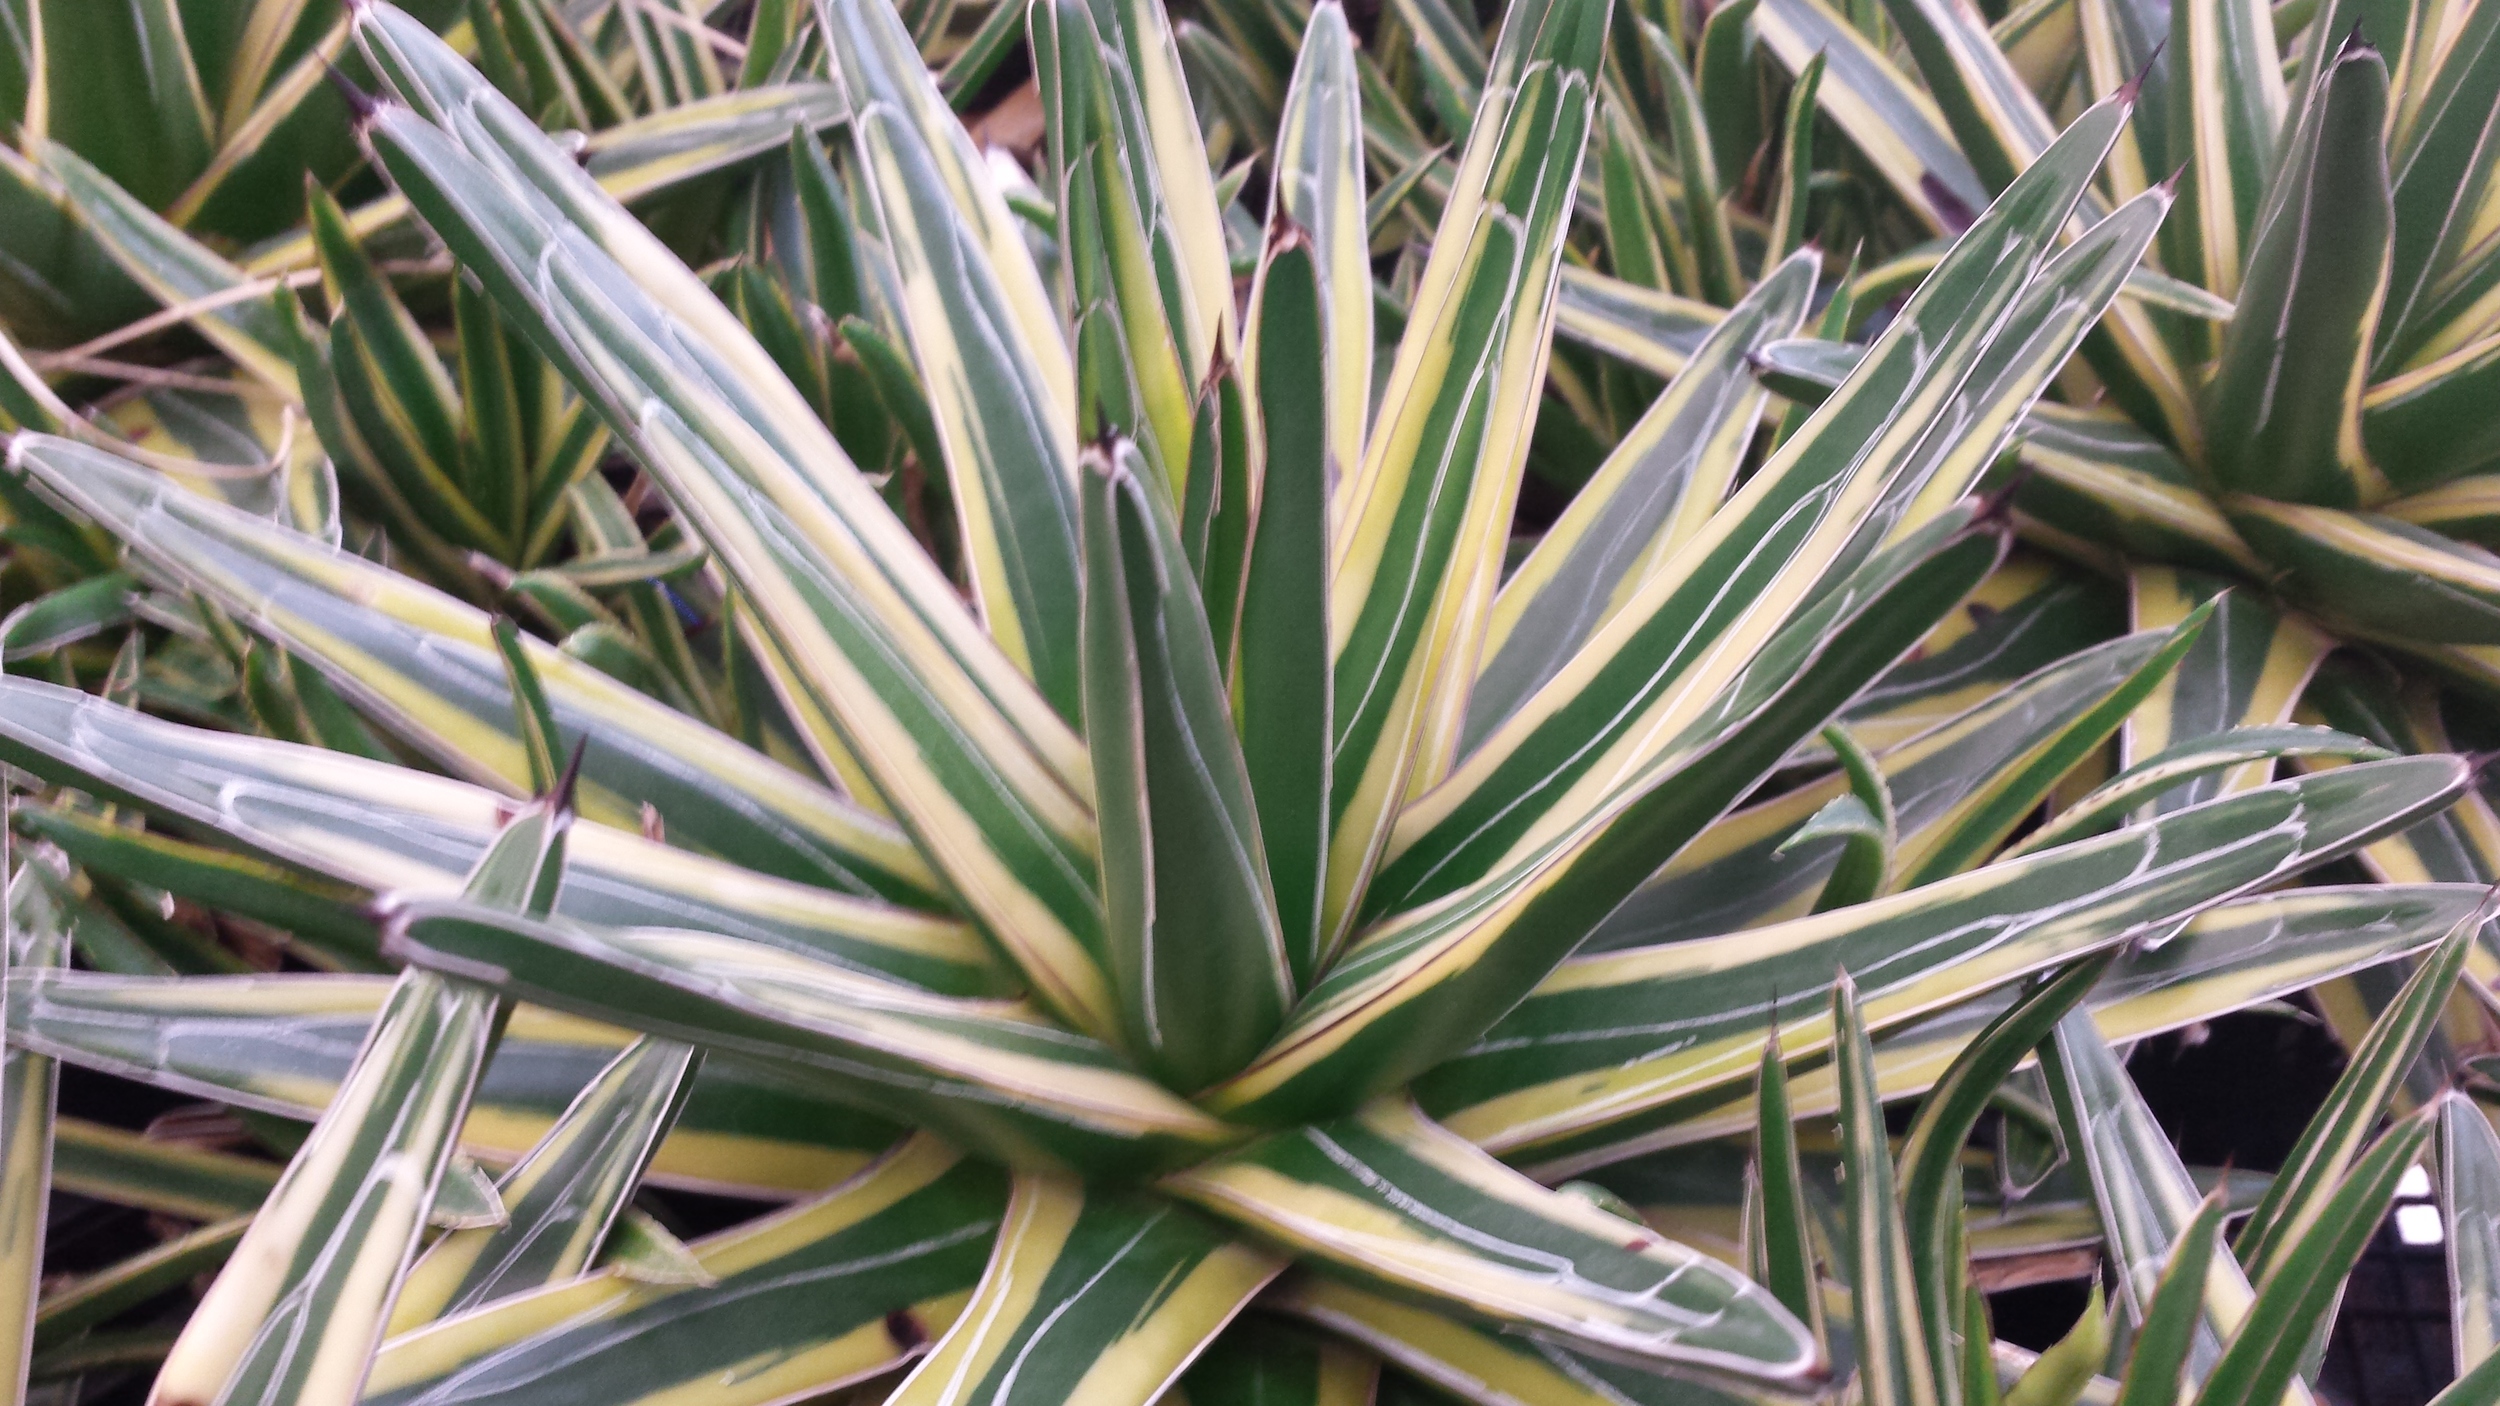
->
<box><xmin>1321</xmin><ymin>0</ymin><xmax>1609</xmax><ymax>944</ymax></box>
<box><xmin>2204</xmin><ymin>39</ymin><xmax>2395</xmax><ymax>508</ymax></box>
<box><xmin>1081</xmin><ymin>441</ymin><xmax>1292</xmax><ymax>1092</ymax></box>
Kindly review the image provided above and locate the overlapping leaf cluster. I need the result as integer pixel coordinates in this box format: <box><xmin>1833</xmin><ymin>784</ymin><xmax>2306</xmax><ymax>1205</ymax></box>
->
<box><xmin>0</xmin><ymin>1</ymin><xmax>2498</xmax><ymax>1405</ymax></box>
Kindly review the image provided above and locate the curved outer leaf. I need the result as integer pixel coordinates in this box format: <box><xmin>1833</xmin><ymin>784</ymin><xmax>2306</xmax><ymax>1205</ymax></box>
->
<box><xmin>1179</xmin><ymin>1315</ymin><xmax>1381</xmax><ymax>1406</ymax></box>
<box><xmin>361</xmin><ymin>1136</ymin><xmax>1007</xmax><ymax>1406</ymax></box>
<box><xmin>1321</xmin><ymin>0</ymin><xmax>1607</xmax><ymax>944</ymax></box>
<box><xmin>2224</xmin><ymin>497</ymin><xmax>2500</xmax><ymax>648</ymax></box>
<box><xmin>1162</xmin><ymin>1099</ymin><xmax>1823</xmax><ymax>1389</ymax></box>
<box><xmin>0</xmin><ymin>865</ymin><xmax>68</xmax><ymax>1403</ymax></box>
<box><xmin>240</xmin><ymin>82</ymin><xmax>857</xmax><ymax>278</ymax></box>
<box><xmin>1080</xmin><ymin>440</ymin><xmax>1290</xmax><ymax>1091</ymax></box>
<box><xmin>2041</xmin><ymin>1012</ymin><xmax>2285</xmax><ymax>1400</ymax></box>
<box><xmin>353</xmin><ymin>15</ymin><xmax>1119</xmax><ymax>1038</ymax></box>
<box><xmin>3</xmin><ymin>972</ymin><xmax>904</xmax><ymax>1198</ymax></box>
<box><xmin>2440</xmin><ymin>1091</ymin><xmax>2500</xmax><ymax>1375</ymax></box>
<box><xmin>389</xmin><ymin>1036</ymin><xmax>701</xmax><ymax>1332</ymax></box>
<box><xmin>0</xmin><ymin>678</ymin><xmax>1002</xmax><ymax>996</ymax></box>
<box><xmin>1466</xmin><ymin>250</ymin><xmax>1816</xmax><ymax>741</ymax></box>
<box><xmin>1633</xmin><ymin>883</ymin><xmax>2490</xmax><ymax>1155</ymax></box>
<box><xmin>2363</xmin><ymin>331</ymin><xmax>2500</xmax><ymax>494</ymax></box>
<box><xmin>1267</xmin><ymin>0</ymin><xmax>1372</xmax><ymax>485</ymax></box>
<box><xmin>7</xmin><ymin>438</ymin><xmax>943</xmax><ymax>910</ymax></box>
<box><xmin>2006</xmin><ymin>725</ymin><xmax>2392</xmax><ymax>857</ymax></box>
<box><xmin>149</xmin><ymin>968</ymin><xmax>498</xmax><ymax>1406</ymax></box>
<box><xmin>1595</xmin><ymin>623</ymin><xmax>2189</xmax><ymax>947</ymax></box>
<box><xmin>822</xmin><ymin>0</ymin><xmax>1083</xmax><ymax>715</ymax></box>
<box><xmin>1202</xmin><ymin>511</ymin><xmax>2010</xmax><ymax>1128</ymax></box>
<box><xmin>882</xmin><ymin>1177</ymin><xmax>1281</xmax><ymax>1406</ymax></box>
<box><xmin>2232</xmin><ymin>900</ymin><xmax>2487</xmax><ymax>1281</ymax></box>
<box><xmin>2123</xmin><ymin>569</ymin><xmax>2335</xmax><ymax>812</ymax></box>
<box><xmin>2203</xmin><ymin>40</ymin><xmax>2395</xmax><ymax>509</ymax></box>
<box><xmin>1751</xmin><ymin>0</ymin><xmax>1992</xmax><ymax>234</ymax></box>
<box><xmin>2013</xmin><ymin>407</ymin><xmax>2264</xmax><ymax>580</ymax></box>
<box><xmin>381</xmin><ymin>900</ymin><xmax>1241</xmax><ymax>1177</ymax></box>
<box><xmin>1416</xmin><ymin>757</ymin><xmax>2470</xmax><ymax>1171</ymax></box>
<box><xmin>34</xmin><ymin>141</ymin><xmax>300</xmax><ymax>395</ymax></box>
<box><xmin>1373</xmin><ymin>105</ymin><xmax>2146</xmax><ymax>920</ymax></box>
<box><xmin>1836</xmin><ymin>553</ymin><xmax>2127</xmax><ymax>756</ymax></box>
<box><xmin>2191</xmin><ymin>1109</ymin><xmax>2434</xmax><ymax>1406</ymax></box>
<box><xmin>1272</xmin><ymin>1273</ymin><xmax>1790</xmax><ymax>1406</ymax></box>
<box><xmin>1551</xmin><ymin>267</ymin><xmax>1722</xmax><ymax>378</ymax></box>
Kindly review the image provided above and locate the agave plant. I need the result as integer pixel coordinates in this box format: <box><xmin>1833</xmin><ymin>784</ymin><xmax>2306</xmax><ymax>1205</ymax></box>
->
<box><xmin>0</xmin><ymin>0</ymin><xmax>2498</xmax><ymax>1404</ymax></box>
<box><xmin>1689</xmin><ymin>0</ymin><xmax>2500</xmax><ymax>1097</ymax></box>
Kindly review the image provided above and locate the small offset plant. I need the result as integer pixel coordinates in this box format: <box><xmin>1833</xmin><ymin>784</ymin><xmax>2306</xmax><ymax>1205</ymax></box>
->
<box><xmin>0</xmin><ymin>0</ymin><xmax>2497</xmax><ymax>1405</ymax></box>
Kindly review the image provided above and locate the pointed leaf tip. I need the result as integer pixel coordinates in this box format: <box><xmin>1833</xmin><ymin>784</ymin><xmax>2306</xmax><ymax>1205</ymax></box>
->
<box><xmin>2120</xmin><ymin>42</ymin><xmax>2166</xmax><ymax>104</ymax></box>
<box><xmin>321</xmin><ymin>58</ymin><xmax>379</xmax><ymax>123</ymax></box>
<box><xmin>552</xmin><ymin>738</ymin><xmax>588</xmax><ymax>813</ymax></box>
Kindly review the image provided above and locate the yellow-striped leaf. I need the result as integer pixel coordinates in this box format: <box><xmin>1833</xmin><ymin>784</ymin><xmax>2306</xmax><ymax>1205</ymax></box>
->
<box><xmin>1467</xmin><ymin>250</ymin><xmax>1816</xmax><ymax>741</ymax></box>
<box><xmin>1206</xmin><ymin>511</ymin><xmax>2009</xmax><ymax>1127</ymax></box>
<box><xmin>1164</xmin><ymin>1099</ymin><xmax>1824</xmax><ymax>1389</ymax></box>
<box><xmin>1417</xmin><ymin>758</ymin><xmax>2468</xmax><ymax>1172</ymax></box>
<box><xmin>1266</xmin><ymin>0</ymin><xmax>1372</xmax><ymax>483</ymax></box>
<box><xmin>2123</xmin><ymin>567</ymin><xmax>2335</xmax><ymax>810</ymax></box>
<box><xmin>149</xmin><ymin>966</ymin><xmax>499</xmax><ymax>1406</ymax></box>
<box><xmin>2164</xmin><ymin>0</ymin><xmax>2287</xmax><ymax>302</ymax></box>
<box><xmin>382</xmin><ymin>899</ymin><xmax>1242</xmax><ymax>1176</ymax></box>
<box><xmin>0</xmin><ymin>861</ymin><xmax>67</xmax><ymax>1402</ymax></box>
<box><xmin>389</xmin><ymin>1036</ymin><xmax>701</xmax><ymax>1332</ymax></box>
<box><xmin>0</xmin><ymin>676</ymin><xmax>1001</xmax><ymax>995</ymax></box>
<box><xmin>883</xmin><ymin>1176</ymin><xmax>1281</xmax><ymax>1406</ymax></box>
<box><xmin>4</xmin><ymin>972</ymin><xmax>905</xmax><ymax>1198</ymax></box>
<box><xmin>361</xmin><ymin>1135</ymin><xmax>1006</xmax><ymax>1406</ymax></box>
<box><xmin>2040</xmin><ymin>1011</ymin><xmax>2278</xmax><ymax>1396</ymax></box>
<box><xmin>354</xmin><ymin>20</ymin><xmax>1116</xmax><ymax>1036</ymax></box>
<box><xmin>822</xmin><ymin>0</ymin><xmax>1087</xmax><ymax>717</ymax></box>
<box><xmin>2439</xmin><ymin>1091</ymin><xmax>2500</xmax><ymax>1376</ymax></box>
<box><xmin>1380</xmin><ymin>167</ymin><xmax>2160</xmax><ymax>920</ymax></box>
<box><xmin>8</xmin><ymin>437</ymin><xmax>945</xmax><ymax>909</ymax></box>
<box><xmin>1321</xmin><ymin>0</ymin><xmax>1606</xmax><ymax>945</ymax></box>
